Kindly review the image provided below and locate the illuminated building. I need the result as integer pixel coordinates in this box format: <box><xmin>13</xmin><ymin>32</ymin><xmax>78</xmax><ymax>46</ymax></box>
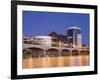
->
<box><xmin>67</xmin><ymin>26</ymin><xmax>82</xmax><ymax>48</ymax></box>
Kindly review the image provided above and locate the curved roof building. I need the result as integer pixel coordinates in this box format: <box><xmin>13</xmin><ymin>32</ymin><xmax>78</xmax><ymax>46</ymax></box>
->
<box><xmin>67</xmin><ymin>26</ymin><xmax>81</xmax><ymax>30</ymax></box>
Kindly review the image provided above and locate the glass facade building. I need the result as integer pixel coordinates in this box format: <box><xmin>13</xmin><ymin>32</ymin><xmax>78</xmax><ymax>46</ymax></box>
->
<box><xmin>67</xmin><ymin>26</ymin><xmax>82</xmax><ymax>48</ymax></box>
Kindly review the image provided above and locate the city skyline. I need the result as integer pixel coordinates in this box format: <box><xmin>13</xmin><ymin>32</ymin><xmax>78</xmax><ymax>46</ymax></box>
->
<box><xmin>23</xmin><ymin>11</ymin><xmax>90</xmax><ymax>45</ymax></box>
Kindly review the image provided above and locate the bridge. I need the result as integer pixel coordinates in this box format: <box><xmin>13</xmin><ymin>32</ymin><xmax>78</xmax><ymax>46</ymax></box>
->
<box><xmin>23</xmin><ymin>44</ymin><xmax>89</xmax><ymax>58</ymax></box>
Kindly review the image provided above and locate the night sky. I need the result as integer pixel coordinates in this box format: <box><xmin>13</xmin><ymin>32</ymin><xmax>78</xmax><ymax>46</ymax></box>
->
<box><xmin>23</xmin><ymin>11</ymin><xmax>90</xmax><ymax>45</ymax></box>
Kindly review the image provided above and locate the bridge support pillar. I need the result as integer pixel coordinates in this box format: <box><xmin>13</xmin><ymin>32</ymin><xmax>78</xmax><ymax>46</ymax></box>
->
<box><xmin>43</xmin><ymin>50</ymin><xmax>46</xmax><ymax>57</ymax></box>
<box><xmin>70</xmin><ymin>50</ymin><xmax>72</xmax><ymax>56</ymax></box>
<box><xmin>59</xmin><ymin>50</ymin><xmax>61</xmax><ymax>56</ymax></box>
<box><xmin>79</xmin><ymin>50</ymin><xmax>81</xmax><ymax>55</ymax></box>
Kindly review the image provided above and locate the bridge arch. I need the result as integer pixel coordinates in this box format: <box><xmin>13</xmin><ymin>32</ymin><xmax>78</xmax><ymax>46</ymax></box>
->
<box><xmin>80</xmin><ymin>50</ymin><xmax>90</xmax><ymax>55</ymax></box>
<box><xmin>23</xmin><ymin>48</ymin><xmax>32</xmax><ymax>59</ymax></box>
<box><xmin>61</xmin><ymin>49</ymin><xmax>70</xmax><ymax>56</ymax></box>
<box><xmin>72</xmin><ymin>50</ymin><xmax>79</xmax><ymax>56</ymax></box>
<box><xmin>27</xmin><ymin>47</ymin><xmax>44</xmax><ymax>57</ymax></box>
<box><xmin>46</xmin><ymin>48</ymin><xmax>59</xmax><ymax>57</ymax></box>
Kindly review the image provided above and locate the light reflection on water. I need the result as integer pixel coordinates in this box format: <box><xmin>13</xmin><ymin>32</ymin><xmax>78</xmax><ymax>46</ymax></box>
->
<box><xmin>22</xmin><ymin>55</ymin><xmax>90</xmax><ymax>69</ymax></box>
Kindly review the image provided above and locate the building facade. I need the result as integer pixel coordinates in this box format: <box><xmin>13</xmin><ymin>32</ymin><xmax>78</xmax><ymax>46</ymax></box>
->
<box><xmin>32</xmin><ymin>36</ymin><xmax>52</xmax><ymax>46</ymax></box>
<box><xmin>67</xmin><ymin>26</ymin><xmax>82</xmax><ymax>48</ymax></box>
<box><xmin>23</xmin><ymin>26</ymin><xmax>82</xmax><ymax>48</ymax></box>
<box><xmin>23</xmin><ymin>36</ymin><xmax>52</xmax><ymax>46</ymax></box>
<box><xmin>48</xmin><ymin>32</ymin><xmax>67</xmax><ymax>46</ymax></box>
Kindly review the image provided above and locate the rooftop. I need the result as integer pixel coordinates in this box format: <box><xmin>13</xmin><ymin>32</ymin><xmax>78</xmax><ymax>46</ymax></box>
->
<box><xmin>67</xmin><ymin>26</ymin><xmax>81</xmax><ymax>30</ymax></box>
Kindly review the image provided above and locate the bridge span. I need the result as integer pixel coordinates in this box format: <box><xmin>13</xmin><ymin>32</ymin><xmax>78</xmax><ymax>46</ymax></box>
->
<box><xmin>23</xmin><ymin>44</ymin><xmax>89</xmax><ymax>58</ymax></box>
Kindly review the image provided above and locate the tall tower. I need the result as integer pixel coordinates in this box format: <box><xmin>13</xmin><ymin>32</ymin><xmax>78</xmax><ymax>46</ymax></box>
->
<box><xmin>67</xmin><ymin>26</ymin><xmax>82</xmax><ymax>48</ymax></box>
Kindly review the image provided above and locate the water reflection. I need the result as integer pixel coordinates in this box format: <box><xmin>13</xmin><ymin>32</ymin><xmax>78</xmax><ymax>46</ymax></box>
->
<box><xmin>22</xmin><ymin>55</ymin><xmax>90</xmax><ymax>68</ymax></box>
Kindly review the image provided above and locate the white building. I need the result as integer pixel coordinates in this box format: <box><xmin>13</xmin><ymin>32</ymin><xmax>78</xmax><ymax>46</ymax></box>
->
<box><xmin>32</xmin><ymin>36</ymin><xmax>52</xmax><ymax>46</ymax></box>
<box><xmin>77</xmin><ymin>34</ymin><xmax>82</xmax><ymax>48</ymax></box>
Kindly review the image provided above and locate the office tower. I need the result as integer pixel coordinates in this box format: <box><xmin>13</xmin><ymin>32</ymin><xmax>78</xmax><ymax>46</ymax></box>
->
<box><xmin>67</xmin><ymin>26</ymin><xmax>82</xmax><ymax>48</ymax></box>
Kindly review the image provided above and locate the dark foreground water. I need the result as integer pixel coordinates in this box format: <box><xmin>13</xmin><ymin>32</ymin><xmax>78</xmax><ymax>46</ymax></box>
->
<box><xmin>22</xmin><ymin>55</ymin><xmax>90</xmax><ymax>68</ymax></box>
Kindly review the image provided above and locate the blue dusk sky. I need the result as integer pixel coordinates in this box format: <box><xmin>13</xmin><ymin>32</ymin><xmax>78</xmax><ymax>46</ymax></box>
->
<box><xmin>23</xmin><ymin>11</ymin><xmax>90</xmax><ymax>45</ymax></box>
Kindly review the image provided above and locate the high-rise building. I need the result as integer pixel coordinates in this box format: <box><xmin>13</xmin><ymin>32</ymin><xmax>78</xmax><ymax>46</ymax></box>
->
<box><xmin>77</xmin><ymin>34</ymin><xmax>82</xmax><ymax>48</ymax></box>
<box><xmin>67</xmin><ymin>26</ymin><xmax>82</xmax><ymax>48</ymax></box>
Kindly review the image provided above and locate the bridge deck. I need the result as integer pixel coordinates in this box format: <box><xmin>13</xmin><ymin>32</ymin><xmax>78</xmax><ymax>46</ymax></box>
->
<box><xmin>23</xmin><ymin>44</ymin><xmax>89</xmax><ymax>51</ymax></box>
